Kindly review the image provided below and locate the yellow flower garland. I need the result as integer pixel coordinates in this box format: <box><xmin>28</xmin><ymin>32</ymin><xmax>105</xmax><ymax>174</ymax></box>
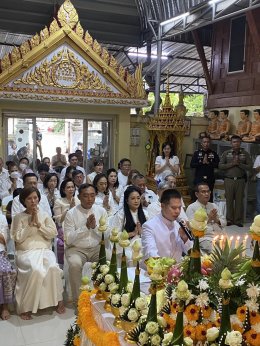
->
<box><xmin>74</xmin><ymin>290</ymin><xmax>121</xmax><ymax>346</ymax></box>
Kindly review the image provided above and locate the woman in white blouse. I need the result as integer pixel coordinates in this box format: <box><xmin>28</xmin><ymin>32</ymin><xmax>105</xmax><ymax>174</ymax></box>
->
<box><xmin>53</xmin><ymin>179</ymin><xmax>79</xmax><ymax>265</ymax></box>
<box><xmin>42</xmin><ymin>173</ymin><xmax>60</xmax><ymax>216</ymax></box>
<box><xmin>107</xmin><ymin>168</ymin><xmax>124</xmax><ymax>210</ymax></box>
<box><xmin>154</xmin><ymin>142</ymin><xmax>180</xmax><ymax>183</ymax></box>
<box><xmin>93</xmin><ymin>173</ymin><xmax>115</xmax><ymax>217</ymax></box>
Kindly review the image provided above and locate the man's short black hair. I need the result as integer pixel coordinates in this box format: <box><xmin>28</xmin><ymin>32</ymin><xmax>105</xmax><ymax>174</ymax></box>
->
<box><xmin>23</xmin><ymin>172</ymin><xmax>38</xmax><ymax>184</ymax></box>
<box><xmin>68</xmin><ymin>153</ymin><xmax>77</xmax><ymax>161</ymax></box>
<box><xmin>119</xmin><ymin>158</ymin><xmax>131</xmax><ymax>166</ymax></box>
<box><xmin>19</xmin><ymin>157</ymin><xmax>29</xmax><ymax>164</ymax></box>
<box><xmin>210</xmin><ymin>110</ymin><xmax>219</xmax><ymax>116</ymax></box>
<box><xmin>240</xmin><ymin>109</ymin><xmax>249</xmax><ymax>116</ymax></box>
<box><xmin>194</xmin><ymin>182</ymin><xmax>210</xmax><ymax>193</ymax></box>
<box><xmin>38</xmin><ymin>163</ymin><xmax>49</xmax><ymax>173</ymax></box>
<box><xmin>220</xmin><ymin>109</ymin><xmax>229</xmax><ymax>116</ymax></box>
<box><xmin>72</xmin><ymin>169</ymin><xmax>83</xmax><ymax>179</ymax></box>
<box><xmin>254</xmin><ymin>109</ymin><xmax>260</xmax><ymax>114</ymax></box>
<box><xmin>231</xmin><ymin>134</ymin><xmax>241</xmax><ymax>141</ymax></box>
<box><xmin>78</xmin><ymin>183</ymin><xmax>96</xmax><ymax>195</ymax></box>
<box><xmin>160</xmin><ymin>189</ymin><xmax>181</xmax><ymax>204</ymax></box>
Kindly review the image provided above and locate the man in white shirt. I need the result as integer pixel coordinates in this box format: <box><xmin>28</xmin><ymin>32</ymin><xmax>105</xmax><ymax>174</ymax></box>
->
<box><xmin>0</xmin><ymin>157</ymin><xmax>9</xmax><ymax>185</ymax></box>
<box><xmin>11</xmin><ymin>173</ymin><xmax>52</xmax><ymax>217</ymax></box>
<box><xmin>186</xmin><ymin>182</ymin><xmax>226</xmax><ymax>254</ymax></box>
<box><xmin>51</xmin><ymin>147</ymin><xmax>67</xmax><ymax>173</ymax></box>
<box><xmin>64</xmin><ymin>184</ymin><xmax>108</xmax><ymax>302</ymax></box>
<box><xmin>253</xmin><ymin>155</ymin><xmax>260</xmax><ymax>214</ymax></box>
<box><xmin>117</xmin><ymin>158</ymin><xmax>131</xmax><ymax>187</ymax></box>
<box><xmin>0</xmin><ymin>162</ymin><xmax>23</xmax><ymax>200</ymax></box>
<box><xmin>142</xmin><ymin>189</ymin><xmax>193</xmax><ymax>263</ymax></box>
<box><xmin>132</xmin><ymin>174</ymin><xmax>158</xmax><ymax>207</ymax></box>
<box><xmin>60</xmin><ymin>153</ymin><xmax>86</xmax><ymax>184</ymax></box>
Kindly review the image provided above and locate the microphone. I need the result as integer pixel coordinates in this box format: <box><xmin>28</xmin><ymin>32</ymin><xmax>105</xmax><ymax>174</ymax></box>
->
<box><xmin>178</xmin><ymin>219</ymin><xmax>194</xmax><ymax>241</ymax></box>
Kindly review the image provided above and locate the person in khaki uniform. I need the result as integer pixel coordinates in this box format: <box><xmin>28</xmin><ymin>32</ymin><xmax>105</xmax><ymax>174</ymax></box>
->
<box><xmin>219</xmin><ymin>135</ymin><xmax>252</xmax><ymax>227</ymax></box>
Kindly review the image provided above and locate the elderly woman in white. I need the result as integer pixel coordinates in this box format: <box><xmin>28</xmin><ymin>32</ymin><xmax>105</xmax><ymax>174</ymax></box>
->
<box><xmin>11</xmin><ymin>187</ymin><xmax>64</xmax><ymax>320</ymax></box>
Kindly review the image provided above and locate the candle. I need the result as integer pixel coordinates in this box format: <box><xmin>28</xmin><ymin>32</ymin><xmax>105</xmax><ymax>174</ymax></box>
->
<box><xmin>242</xmin><ymin>235</ymin><xmax>248</xmax><ymax>257</ymax></box>
<box><xmin>228</xmin><ymin>236</ymin><xmax>234</xmax><ymax>249</ymax></box>
<box><xmin>219</xmin><ymin>235</ymin><xmax>224</xmax><ymax>250</ymax></box>
<box><xmin>235</xmin><ymin>236</ymin><xmax>240</xmax><ymax>249</ymax></box>
<box><xmin>213</xmin><ymin>235</ymin><xmax>219</xmax><ymax>248</ymax></box>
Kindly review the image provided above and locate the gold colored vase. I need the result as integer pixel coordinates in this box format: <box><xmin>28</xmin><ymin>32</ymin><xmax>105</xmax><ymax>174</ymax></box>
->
<box><xmin>121</xmin><ymin>320</ymin><xmax>138</xmax><ymax>344</ymax></box>
<box><xmin>111</xmin><ymin>305</ymin><xmax>122</xmax><ymax>328</ymax></box>
<box><xmin>102</xmin><ymin>291</ymin><xmax>111</xmax><ymax>312</ymax></box>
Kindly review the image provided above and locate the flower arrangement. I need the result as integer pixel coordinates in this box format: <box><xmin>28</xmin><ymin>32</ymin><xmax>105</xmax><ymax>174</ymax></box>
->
<box><xmin>110</xmin><ymin>230</ymin><xmax>133</xmax><ymax>326</ymax></box>
<box><xmin>127</xmin><ymin>257</ymin><xmax>175</xmax><ymax>345</ymax></box>
<box><xmin>120</xmin><ymin>239</ymin><xmax>149</xmax><ymax>338</ymax></box>
<box><xmin>159</xmin><ymin>212</ymin><xmax>260</xmax><ymax>346</ymax></box>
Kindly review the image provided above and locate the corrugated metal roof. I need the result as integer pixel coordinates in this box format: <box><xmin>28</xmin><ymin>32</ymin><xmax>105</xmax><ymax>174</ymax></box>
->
<box><xmin>0</xmin><ymin>0</ymin><xmax>255</xmax><ymax>94</ymax></box>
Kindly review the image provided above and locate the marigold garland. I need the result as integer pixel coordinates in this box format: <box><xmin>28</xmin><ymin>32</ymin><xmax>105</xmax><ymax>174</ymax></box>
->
<box><xmin>74</xmin><ymin>290</ymin><xmax>121</xmax><ymax>346</ymax></box>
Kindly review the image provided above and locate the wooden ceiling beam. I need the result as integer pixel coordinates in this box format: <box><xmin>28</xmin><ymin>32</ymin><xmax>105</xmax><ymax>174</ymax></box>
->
<box><xmin>192</xmin><ymin>29</ymin><xmax>212</xmax><ymax>94</ymax></box>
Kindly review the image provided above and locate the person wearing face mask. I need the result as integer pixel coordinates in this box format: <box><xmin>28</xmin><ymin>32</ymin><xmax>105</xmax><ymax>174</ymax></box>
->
<box><xmin>0</xmin><ymin>162</ymin><xmax>23</xmax><ymax>200</ymax></box>
<box><xmin>18</xmin><ymin>157</ymin><xmax>30</xmax><ymax>177</ymax></box>
<box><xmin>11</xmin><ymin>173</ymin><xmax>52</xmax><ymax>218</ymax></box>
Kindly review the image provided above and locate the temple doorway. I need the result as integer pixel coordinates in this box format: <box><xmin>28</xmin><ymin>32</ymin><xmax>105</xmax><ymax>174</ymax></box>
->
<box><xmin>5</xmin><ymin>114</ymin><xmax>112</xmax><ymax>173</ymax></box>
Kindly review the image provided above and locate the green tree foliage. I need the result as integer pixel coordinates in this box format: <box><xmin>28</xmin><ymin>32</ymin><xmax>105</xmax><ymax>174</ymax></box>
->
<box><xmin>53</xmin><ymin>119</ymin><xmax>65</xmax><ymax>133</ymax></box>
<box><xmin>143</xmin><ymin>92</ymin><xmax>204</xmax><ymax>116</ymax></box>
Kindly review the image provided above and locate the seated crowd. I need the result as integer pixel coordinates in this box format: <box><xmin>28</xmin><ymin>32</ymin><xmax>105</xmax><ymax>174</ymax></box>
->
<box><xmin>0</xmin><ymin>140</ymin><xmax>236</xmax><ymax>321</ymax></box>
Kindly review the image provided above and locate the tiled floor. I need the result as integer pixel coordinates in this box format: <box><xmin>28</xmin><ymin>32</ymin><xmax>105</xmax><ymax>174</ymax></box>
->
<box><xmin>0</xmin><ymin>223</ymin><xmax>254</xmax><ymax>346</ymax></box>
<box><xmin>0</xmin><ymin>306</ymin><xmax>75</xmax><ymax>346</ymax></box>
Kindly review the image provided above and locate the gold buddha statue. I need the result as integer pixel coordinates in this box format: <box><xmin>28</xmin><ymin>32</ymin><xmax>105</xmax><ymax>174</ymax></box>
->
<box><xmin>236</xmin><ymin>109</ymin><xmax>252</xmax><ymax>138</ymax></box>
<box><xmin>206</xmin><ymin>110</ymin><xmax>219</xmax><ymax>139</ymax></box>
<box><xmin>243</xmin><ymin>109</ymin><xmax>260</xmax><ymax>142</ymax></box>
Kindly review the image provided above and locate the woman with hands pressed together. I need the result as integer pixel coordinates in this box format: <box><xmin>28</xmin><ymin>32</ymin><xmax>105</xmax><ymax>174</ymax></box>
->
<box><xmin>110</xmin><ymin>186</ymin><xmax>148</xmax><ymax>262</ymax></box>
<box><xmin>53</xmin><ymin>179</ymin><xmax>79</xmax><ymax>266</ymax></box>
<box><xmin>93</xmin><ymin>173</ymin><xmax>115</xmax><ymax>217</ymax></box>
<box><xmin>11</xmin><ymin>187</ymin><xmax>65</xmax><ymax>320</ymax></box>
<box><xmin>154</xmin><ymin>142</ymin><xmax>180</xmax><ymax>184</ymax></box>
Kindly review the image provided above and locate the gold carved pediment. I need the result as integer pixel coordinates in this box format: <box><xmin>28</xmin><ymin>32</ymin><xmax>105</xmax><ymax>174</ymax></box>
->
<box><xmin>12</xmin><ymin>47</ymin><xmax>114</xmax><ymax>93</ymax></box>
<box><xmin>0</xmin><ymin>0</ymin><xmax>147</xmax><ymax>105</ymax></box>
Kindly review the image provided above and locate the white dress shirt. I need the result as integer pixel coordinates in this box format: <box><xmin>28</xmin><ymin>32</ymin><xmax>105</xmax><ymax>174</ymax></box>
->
<box><xmin>117</xmin><ymin>171</ymin><xmax>128</xmax><ymax>188</ymax></box>
<box><xmin>253</xmin><ymin>155</ymin><xmax>260</xmax><ymax>179</ymax></box>
<box><xmin>87</xmin><ymin>172</ymin><xmax>97</xmax><ymax>183</ymax></box>
<box><xmin>11</xmin><ymin>193</ymin><xmax>52</xmax><ymax>218</ymax></box>
<box><xmin>95</xmin><ymin>191</ymin><xmax>116</xmax><ymax>217</ymax></box>
<box><xmin>142</xmin><ymin>213</ymin><xmax>193</xmax><ymax>262</ymax></box>
<box><xmin>64</xmin><ymin>204</ymin><xmax>109</xmax><ymax>249</ymax></box>
<box><xmin>154</xmin><ymin>155</ymin><xmax>180</xmax><ymax>182</ymax></box>
<box><xmin>186</xmin><ymin>200</ymin><xmax>226</xmax><ymax>254</ymax></box>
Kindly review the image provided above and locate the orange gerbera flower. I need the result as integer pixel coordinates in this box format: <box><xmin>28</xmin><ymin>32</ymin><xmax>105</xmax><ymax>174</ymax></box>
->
<box><xmin>201</xmin><ymin>306</ymin><xmax>212</xmax><ymax>319</ymax></box>
<box><xmin>250</xmin><ymin>311</ymin><xmax>260</xmax><ymax>325</ymax></box>
<box><xmin>185</xmin><ymin>304</ymin><xmax>200</xmax><ymax>321</ymax></box>
<box><xmin>244</xmin><ymin>329</ymin><xmax>260</xmax><ymax>346</ymax></box>
<box><xmin>184</xmin><ymin>325</ymin><xmax>196</xmax><ymax>340</ymax></box>
<box><xmin>163</xmin><ymin>313</ymin><xmax>176</xmax><ymax>331</ymax></box>
<box><xmin>171</xmin><ymin>301</ymin><xmax>179</xmax><ymax>313</ymax></box>
<box><xmin>73</xmin><ymin>336</ymin><xmax>80</xmax><ymax>346</ymax></box>
<box><xmin>236</xmin><ymin>305</ymin><xmax>247</xmax><ymax>322</ymax></box>
<box><xmin>195</xmin><ymin>324</ymin><xmax>207</xmax><ymax>341</ymax></box>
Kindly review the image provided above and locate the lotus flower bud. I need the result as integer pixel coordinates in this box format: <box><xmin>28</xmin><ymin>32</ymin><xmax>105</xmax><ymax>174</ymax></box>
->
<box><xmin>221</xmin><ymin>267</ymin><xmax>232</xmax><ymax>280</ymax></box>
